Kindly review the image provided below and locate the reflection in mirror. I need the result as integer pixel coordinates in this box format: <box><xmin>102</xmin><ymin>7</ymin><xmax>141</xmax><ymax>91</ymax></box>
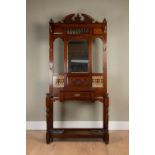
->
<box><xmin>68</xmin><ymin>40</ymin><xmax>88</xmax><ymax>72</ymax></box>
<box><xmin>92</xmin><ymin>38</ymin><xmax>103</xmax><ymax>73</ymax></box>
<box><xmin>53</xmin><ymin>38</ymin><xmax>64</xmax><ymax>73</ymax></box>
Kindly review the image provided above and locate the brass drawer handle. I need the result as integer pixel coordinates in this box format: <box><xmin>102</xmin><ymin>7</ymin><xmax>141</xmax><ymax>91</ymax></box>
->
<box><xmin>74</xmin><ymin>93</ymin><xmax>80</xmax><ymax>97</ymax></box>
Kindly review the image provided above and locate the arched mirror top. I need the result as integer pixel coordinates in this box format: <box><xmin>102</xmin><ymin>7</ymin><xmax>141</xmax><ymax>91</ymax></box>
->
<box><xmin>53</xmin><ymin>38</ymin><xmax>64</xmax><ymax>73</ymax></box>
<box><xmin>92</xmin><ymin>38</ymin><xmax>105</xmax><ymax>73</ymax></box>
<box><xmin>53</xmin><ymin>36</ymin><xmax>64</xmax><ymax>41</ymax></box>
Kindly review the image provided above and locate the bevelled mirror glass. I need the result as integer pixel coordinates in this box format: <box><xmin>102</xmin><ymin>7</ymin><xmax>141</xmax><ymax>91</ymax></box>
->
<box><xmin>92</xmin><ymin>38</ymin><xmax>104</xmax><ymax>73</ymax></box>
<box><xmin>68</xmin><ymin>40</ymin><xmax>88</xmax><ymax>72</ymax></box>
<box><xmin>53</xmin><ymin>38</ymin><xmax>64</xmax><ymax>73</ymax></box>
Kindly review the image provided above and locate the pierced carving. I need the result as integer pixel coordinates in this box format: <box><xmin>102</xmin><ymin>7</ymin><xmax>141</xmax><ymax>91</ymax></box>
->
<box><xmin>92</xmin><ymin>76</ymin><xmax>103</xmax><ymax>87</ymax></box>
<box><xmin>53</xmin><ymin>75</ymin><xmax>64</xmax><ymax>87</ymax></box>
<box><xmin>67</xmin><ymin>28</ymin><xmax>89</xmax><ymax>34</ymax></box>
<box><xmin>60</xmin><ymin>13</ymin><xmax>97</xmax><ymax>24</ymax></box>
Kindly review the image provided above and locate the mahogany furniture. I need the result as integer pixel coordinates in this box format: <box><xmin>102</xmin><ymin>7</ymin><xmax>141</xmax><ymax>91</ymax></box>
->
<box><xmin>46</xmin><ymin>13</ymin><xmax>109</xmax><ymax>144</ymax></box>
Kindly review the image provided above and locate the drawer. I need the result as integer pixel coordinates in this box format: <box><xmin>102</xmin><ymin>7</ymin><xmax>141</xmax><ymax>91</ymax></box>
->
<box><xmin>67</xmin><ymin>76</ymin><xmax>91</xmax><ymax>89</ymax></box>
<box><xmin>65</xmin><ymin>92</ymin><xmax>90</xmax><ymax>99</ymax></box>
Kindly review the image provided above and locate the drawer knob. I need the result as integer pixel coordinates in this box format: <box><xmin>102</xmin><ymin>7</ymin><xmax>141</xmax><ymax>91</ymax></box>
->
<box><xmin>74</xmin><ymin>93</ymin><xmax>80</xmax><ymax>97</ymax></box>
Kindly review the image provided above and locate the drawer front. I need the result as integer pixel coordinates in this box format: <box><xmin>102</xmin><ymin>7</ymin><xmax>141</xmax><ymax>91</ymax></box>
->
<box><xmin>67</xmin><ymin>76</ymin><xmax>91</xmax><ymax>89</ymax></box>
<box><xmin>64</xmin><ymin>92</ymin><xmax>90</xmax><ymax>100</ymax></box>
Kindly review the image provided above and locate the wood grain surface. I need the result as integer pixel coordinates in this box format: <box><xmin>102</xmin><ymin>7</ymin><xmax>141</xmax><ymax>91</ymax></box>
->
<box><xmin>27</xmin><ymin>130</ymin><xmax>128</xmax><ymax>155</ymax></box>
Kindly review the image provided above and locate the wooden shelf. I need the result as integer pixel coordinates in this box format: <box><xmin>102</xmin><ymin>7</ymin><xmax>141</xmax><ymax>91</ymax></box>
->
<box><xmin>49</xmin><ymin>129</ymin><xmax>104</xmax><ymax>138</ymax></box>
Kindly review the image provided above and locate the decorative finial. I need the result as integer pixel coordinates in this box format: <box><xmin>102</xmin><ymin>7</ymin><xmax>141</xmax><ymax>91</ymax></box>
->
<box><xmin>49</xmin><ymin>18</ymin><xmax>53</xmax><ymax>24</ymax></box>
<box><xmin>103</xmin><ymin>18</ymin><xmax>107</xmax><ymax>23</ymax></box>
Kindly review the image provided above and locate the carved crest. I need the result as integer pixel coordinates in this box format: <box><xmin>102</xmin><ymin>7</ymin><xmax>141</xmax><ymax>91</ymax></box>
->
<box><xmin>58</xmin><ymin>13</ymin><xmax>98</xmax><ymax>24</ymax></box>
<box><xmin>49</xmin><ymin>13</ymin><xmax>107</xmax><ymax>24</ymax></box>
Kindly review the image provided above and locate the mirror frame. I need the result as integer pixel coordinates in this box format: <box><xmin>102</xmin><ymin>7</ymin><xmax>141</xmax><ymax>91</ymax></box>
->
<box><xmin>67</xmin><ymin>39</ymin><xmax>89</xmax><ymax>73</ymax></box>
<box><xmin>66</xmin><ymin>36</ymin><xmax>92</xmax><ymax>73</ymax></box>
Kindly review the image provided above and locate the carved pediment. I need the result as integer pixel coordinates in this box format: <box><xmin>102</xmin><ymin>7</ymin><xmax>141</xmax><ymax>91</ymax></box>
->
<box><xmin>58</xmin><ymin>13</ymin><xmax>99</xmax><ymax>24</ymax></box>
<box><xmin>49</xmin><ymin>13</ymin><xmax>107</xmax><ymax>24</ymax></box>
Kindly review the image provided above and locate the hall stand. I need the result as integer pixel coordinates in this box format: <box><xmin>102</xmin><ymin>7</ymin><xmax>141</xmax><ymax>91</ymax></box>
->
<box><xmin>45</xmin><ymin>13</ymin><xmax>109</xmax><ymax>144</ymax></box>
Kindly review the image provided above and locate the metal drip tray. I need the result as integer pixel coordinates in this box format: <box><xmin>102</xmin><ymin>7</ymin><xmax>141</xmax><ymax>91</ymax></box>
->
<box><xmin>50</xmin><ymin>130</ymin><xmax>64</xmax><ymax>134</ymax></box>
<box><xmin>90</xmin><ymin>130</ymin><xmax>104</xmax><ymax>135</ymax></box>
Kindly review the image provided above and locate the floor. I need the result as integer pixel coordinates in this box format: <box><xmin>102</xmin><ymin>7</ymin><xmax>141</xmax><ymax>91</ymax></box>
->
<box><xmin>26</xmin><ymin>130</ymin><xmax>129</xmax><ymax>155</ymax></box>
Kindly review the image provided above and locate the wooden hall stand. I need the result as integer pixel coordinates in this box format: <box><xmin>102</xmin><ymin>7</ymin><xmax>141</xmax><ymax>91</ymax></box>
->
<box><xmin>46</xmin><ymin>13</ymin><xmax>109</xmax><ymax>144</ymax></box>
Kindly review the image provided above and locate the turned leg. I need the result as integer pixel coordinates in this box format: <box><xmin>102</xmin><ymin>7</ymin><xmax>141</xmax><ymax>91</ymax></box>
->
<box><xmin>46</xmin><ymin>131</ymin><xmax>52</xmax><ymax>144</ymax></box>
<box><xmin>46</xmin><ymin>94</ymin><xmax>53</xmax><ymax>144</ymax></box>
<box><xmin>103</xmin><ymin>94</ymin><xmax>109</xmax><ymax>144</ymax></box>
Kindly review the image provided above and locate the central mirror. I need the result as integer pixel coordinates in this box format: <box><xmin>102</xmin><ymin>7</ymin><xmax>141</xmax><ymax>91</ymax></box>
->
<box><xmin>68</xmin><ymin>40</ymin><xmax>88</xmax><ymax>72</ymax></box>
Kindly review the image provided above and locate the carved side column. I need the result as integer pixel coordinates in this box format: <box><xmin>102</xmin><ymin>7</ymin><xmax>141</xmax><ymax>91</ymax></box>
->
<box><xmin>103</xmin><ymin>93</ymin><xmax>109</xmax><ymax>144</ymax></box>
<box><xmin>46</xmin><ymin>93</ymin><xmax>53</xmax><ymax>144</ymax></box>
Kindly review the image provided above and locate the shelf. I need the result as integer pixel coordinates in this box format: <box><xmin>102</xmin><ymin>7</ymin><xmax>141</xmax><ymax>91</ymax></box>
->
<box><xmin>48</xmin><ymin>128</ymin><xmax>105</xmax><ymax>138</ymax></box>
